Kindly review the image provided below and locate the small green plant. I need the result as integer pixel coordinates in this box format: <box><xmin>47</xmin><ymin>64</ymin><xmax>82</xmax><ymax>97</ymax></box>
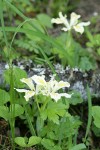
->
<box><xmin>86</xmin><ymin>31</ymin><xmax>100</xmax><ymax>60</ymax></box>
<box><xmin>51</xmin><ymin>12</ymin><xmax>96</xmax><ymax>70</ymax></box>
<box><xmin>13</xmin><ymin>75</ymin><xmax>84</xmax><ymax>150</ymax></box>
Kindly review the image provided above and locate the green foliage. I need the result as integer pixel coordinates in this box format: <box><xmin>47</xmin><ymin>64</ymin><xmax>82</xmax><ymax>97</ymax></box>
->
<box><xmin>0</xmin><ymin>104</ymin><xmax>24</xmax><ymax>120</ymax></box>
<box><xmin>69</xmin><ymin>91</ymin><xmax>83</xmax><ymax>105</ymax></box>
<box><xmin>41</xmin><ymin>138</ymin><xmax>62</xmax><ymax>150</ymax></box>
<box><xmin>4</xmin><ymin>66</ymin><xmax>27</xmax><ymax>88</ymax></box>
<box><xmin>40</xmin><ymin>100</ymin><xmax>68</xmax><ymax>124</ymax></box>
<box><xmin>37</xmin><ymin>13</ymin><xmax>53</xmax><ymax>29</ymax></box>
<box><xmin>52</xmin><ymin>32</ymin><xmax>95</xmax><ymax>69</ymax></box>
<box><xmin>92</xmin><ymin>124</ymin><xmax>100</xmax><ymax>137</ymax></box>
<box><xmin>87</xmin><ymin>34</ymin><xmax>100</xmax><ymax>48</ymax></box>
<box><xmin>86</xmin><ymin>31</ymin><xmax>100</xmax><ymax>57</ymax></box>
<box><xmin>0</xmin><ymin>106</ymin><xmax>9</xmax><ymax>120</ymax></box>
<box><xmin>10</xmin><ymin>104</ymin><xmax>24</xmax><ymax>118</ymax></box>
<box><xmin>38</xmin><ymin>116</ymin><xmax>81</xmax><ymax>141</ymax></box>
<box><xmin>41</xmin><ymin>138</ymin><xmax>55</xmax><ymax>150</ymax></box>
<box><xmin>79</xmin><ymin>56</ymin><xmax>94</xmax><ymax>71</ymax></box>
<box><xmin>92</xmin><ymin>106</ymin><xmax>100</xmax><ymax>128</ymax></box>
<box><xmin>70</xmin><ymin>143</ymin><xmax>86</xmax><ymax>150</ymax></box>
<box><xmin>15</xmin><ymin>136</ymin><xmax>41</xmax><ymax>147</ymax></box>
<box><xmin>0</xmin><ymin>89</ymin><xmax>10</xmax><ymax>105</ymax></box>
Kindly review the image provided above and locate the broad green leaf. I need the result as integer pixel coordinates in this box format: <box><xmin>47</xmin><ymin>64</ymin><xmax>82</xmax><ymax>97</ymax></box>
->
<box><xmin>92</xmin><ymin>106</ymin><xmax>100</xmax><ymax>128</ymax></box>
<box><xmin>10</xmin><ymin>104</ymin><xmax>24</xmax><ymax>118</ymax></box>
<box><xmin>28</xmin><ymin>136</ymin><xmax>41</xmax><ymax>147</ymax></box>
<box><xmin>0</xmin><ymin>89</ymin><xmax>10</xmax><ymax>105</ymax></box>
<box><xmin>0</xmin><ymin>106</ymin><xmax>9</xmax><ymax>120</ymax></box>
<box><xmin>4</xmin><ymin>67</ymin><xmax>27</xmax><ymax>88</ymax></box>
<box><xmin>15</xmin><ymin>136</ymin><xmax>41</xmax><ymax>147</ymax></box>
<box><xmin>0</xmin><ymin>104</ymin><xmax>24</xmax><ymax>120</ymax></box>
<box><xmin>69</xmin><ymin>91</ymin><xmax>83</xmax><ymax>105</ymax></box>
<box><xmin>37</xmin><ymin>13</ymin><xmax>52</xmax><ymax>28</ymax></box>
<box><xmin>14</xmin><ymin>137</ymin><xmax>27</xmax><ymax>147</ymax></box>
<box><xmin>70</xmin><ymin>143</ymin><xmax>86</xmax><ymax>150</ymax></box>
<box><xmin>41</xmin><ymin>138</ymin><xmax>54</xmax><ymax>150</ymax></box>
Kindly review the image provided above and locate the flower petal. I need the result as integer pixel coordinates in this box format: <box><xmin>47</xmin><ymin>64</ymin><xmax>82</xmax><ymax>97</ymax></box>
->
<box><xmin>60</xmin><ymin>93</ymin><xmax>72</xmax><ymax>98</ymax></box>
<box><xmin>74</xmin><ymin>21</ymin><xmax>90</xmax><ymax>34</ymax></box>
<box><xmin>73</xmin><ymin>24</ymin><xmax>84</xmax><ymax>34</ymax></box>
<box><xmin>78</xmin><ymin>21</ymin><xmax>90</xmax><ymax>27</ymax></box>
<box><xmin>51</xmin><ymin>18</ymin><xmax>64</xmax><ymax>24</ymax></box>
<box><xmin>15</xmin><ymin>88</ymin><xmax>29</xmax><ymax>93</ymax></box>
<box><xmin>70</xmin><ymin>12</ymin><xmax>80</xmax><ymax>27</ymax></box>
<box><xmin>50</xmin><ymin>92</ymin><xmax>61</xmax><ymax>102</ymax></box>
<box><xmin>31</xmin><ymin>75</ymin><xmax>47</xmax><ymax>86</ymax></box>
<box><xmin>58</xmin><ymin>81</ymin><xmax>70</xmax><ymax>88</ymax></box>
<box><xmin>52</xmin><ymin>81</ymin><xmax>70</xmax><ymax>92</ymax></box>
<box><xmin>24</xmin><ymin>91</ymin><xmax>35</xmax><ymax>101</ymax></box>
<box><xmin>61</xmin><ymin>27</ymin><xmax>68</xmax><ymax>31</ymax></box>
<box><xmin>20</xmin><ymin>78</ymin><xmax>35</xmax><ymax>90</ymax></box>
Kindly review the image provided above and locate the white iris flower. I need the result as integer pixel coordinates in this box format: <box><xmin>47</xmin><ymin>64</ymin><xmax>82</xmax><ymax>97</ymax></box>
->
<box><xmin>51</xmin><ymin>12</ymin><xmax>90</xmax><ymax>34</ymax></box>
<box><xmin>15</xmin><ymin>75</ymin><xmax>71</xmax><ymax>102</ymax></box>
<box><xmin>31</xmin><ymin>75</ymin><xmax>71</xmax><ymax>102</ymax></box>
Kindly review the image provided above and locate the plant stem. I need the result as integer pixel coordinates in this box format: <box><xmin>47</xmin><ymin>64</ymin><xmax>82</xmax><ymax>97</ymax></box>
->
<box><xmin>35</xmin><ymin>96</ymin><xmax>40</xmax><ymax>112</ymax></box>
<box><xmin>9</xmin><ymin>65</ymin><xmax>15</xmax><ymax>150</ymax></box>
<box><xmin>68</xmin><ymin>135</ymin><xmax>72</xmax><ymax>149</ymax></box>
<box><xmin>84</xmin><ymin>85</ymin><xmax>92</xmax><ymax>142</ymax></box>
<box><xmin>23</xmin><ymin>103</ymin><xmax>36</xmax><ymax>136</ymax></box>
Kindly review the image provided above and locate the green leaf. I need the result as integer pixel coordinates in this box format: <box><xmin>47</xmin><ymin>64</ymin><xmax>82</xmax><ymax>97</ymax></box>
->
<box><xmin>37</xmin><ymin>13</ymin><xmax>53</xmax><ymax>28</ymax></box>
<box><xmin>0</xmin><ymin>104</ymin><xmax>24</xmax><ymax>120</ymax></box>
<box><xmin>23</xmin><ymin>19</ymin><xmax>45</xmax><ymax>42</ymax></box>
<box><xmin>4</xmin><ymin>67</ymin><xmax>27</xmax><ymax>88</ymax></box>
<box><xmin>10</xmin><ymin>104</ymin><xmax>24</xmax><ymax>118</ymax></box>
<box><xmin>70</xmin><ymin>143</ymin><xmax>86</xmax><ymax>150</ymax></box>
<box><xmin>41</xmin><ymin>138</ymin><xmax>54</xmax><ymax>150</ymax></box>
<box><xmin>53</xmin><ymin>145</ymin><xmax>62</xmax><ymax>150</ymax></box>
<box><xmin>36</xmin><ymin>116</ymin><xmax>44</xmax><ymax>133</ymax></box>
<box><xmin>14</xmin><ymin>137</ymin><xmax>27</xmax><ymax>147</ymax></box>
<box><xmin>0</xmin><ymin>89</ymin><xmax>10</xmax><ymax>105</ymax></box>
<box><xmin>15</xmin><ymin>136</ymin><xmax>41</xmax><ymax>147</ymax></box>
<box><xmin>97</xmin><ymin>48</ymin><xmax>100</xmax><ymax>55</ymax></box>
<box><xmin>79</xmin><ymin>57</ymin><xmax>93</xmax><ymax>71</ymax></box>
<box><xmin>92</xmin><ymin>124</ymin><xmax>100</xmax><ymax>137</ymax></box>
<box><xmin>28</xmin><ymin>136</ymin><xmax>41</xmax><ymax>147</ymax></box>
<box><xmin>92</xmin><ymin>106</ymin><xmax>100</xmax><ymax>128</ymax></box>
<box><xmin>69</xmin><ymin>91</ymin><xmax>83</xmax><ymax>105</ymax></box>
<box><xmin>0</xmin><ymin>106</ymin><xmax>9</xmax><ymax>120</ymax></box>
<box><xmin>41</xmin><ymin>101</ymin><xmax>67</xmax><ymax>124</ymax></box>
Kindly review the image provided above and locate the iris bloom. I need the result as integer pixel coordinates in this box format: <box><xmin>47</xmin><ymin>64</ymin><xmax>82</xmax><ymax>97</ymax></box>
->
<box><xmin>31</xmin><ymin>75</ymin><xmax>71</xmax><ymax>102</ymax></box>
<box><xmin>15</xmin><ymin>78</ymin><xmax>35</xmax><ymax>101</ymax></box>
<box><xmin>51</xmin><ymin>12</ymin><xmax>90</xmax><ymax>34</ymax></box>
<box><xmin>15</xmin><ymin>75</ymin><xmax>71</xmax><ymax>102</ymax></box>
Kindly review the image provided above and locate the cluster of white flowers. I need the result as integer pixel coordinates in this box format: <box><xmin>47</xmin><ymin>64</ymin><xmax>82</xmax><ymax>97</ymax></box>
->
<box><xmin>51</xmin><ymin>12</ymin><xmax>90</xmax><ymax>34</ymax></box>
<box><xmin>15</xmin><ymin>75</ymin><xmax>71</xmax><ymax>102</ymax></box>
